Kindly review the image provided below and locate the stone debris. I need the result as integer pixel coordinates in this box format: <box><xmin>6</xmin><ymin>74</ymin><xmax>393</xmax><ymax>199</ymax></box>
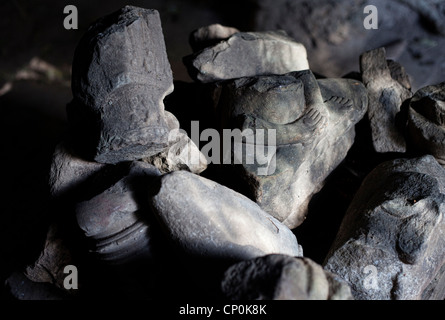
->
<box><xmin>222</xmin><ymin>254</ymin><xmax>353</xmax><ymax>300</ymax></box>
<box><xmin>407</xmin><ymin>81</ymin><xmax>445</xmax><ymax>165</ymax></box>
<box><xmin>24</xmin><ymin>224</ymin><xmax>73</xmax><ymax>290</ymax></box>
<box><xmin>189</xmin><ymin>23</ymin><xmax>240</xmax><ymax>52</ymax></box>
<box><xmin>143</xmin><ymin>112</ymin><xmax>208</xmax><ymax>174</ymax></box>
<box><xmin>69</xmin><ymin>6</ymin><xmax>177</xmax><ymax>164</ymax></box>
<box><xmin>324</xmin><ymin>156</ymin><xmax>445</xmax><ymax>300</ymax></box>
<box><xmin>75</xmin><ymin>161</ymin><xmax>160</xmax><ymax>264</ymax></box>
<box><xmin>360</xmin><ymin>47</ymin><xmax>413</xmax><ymax>153</ymax></box>
<box><xmin>150</xmin><ymin>170</ymin><xmax>303</xmax><ymax>261</ymax></box>
<box><xmin>6</xmin><ymin>5</ymin><xmax>445</xmax><ymax>301</ymax></box>
<box><xmin>216</xmin><ymin>69</ymin><xmax>368</xmax><ymax>228</ymax></box>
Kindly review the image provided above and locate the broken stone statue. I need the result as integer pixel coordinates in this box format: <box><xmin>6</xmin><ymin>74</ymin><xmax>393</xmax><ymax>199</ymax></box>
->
<box><xmin>184</xmin><ymin>28</ymin><xmax>309</xmax><ymax>83</ymax></box>
<box><xmin>360</xmin><ymin>47</ymin><xmax>413</xmax><ymax>153</ymax></box>
<box><xmin>221</xmin><ymin>254</ymin><xmax>353</xmax><ymax>300</ymax></box>
<box><xmin>50</xmin><ymin>118</ymin><xmax>206</xmax><ymax>202</ymax></box>
<box><xmin>68</xmin><ymin>6</ymin><xmax>181</xmax><ymax>164</ymax></box>
<box><xmin>46</xmin><ymin>4</ymin><xmax>207</xmax><ymax>275</ymax></box>
<box><xmin>407</xmin><ymin>81</ymin><xmax>445</xmax><ymax>166</ymax></box>
<box><xmin>49</xmin><ymin>141</ymin><xmax>108</xmax><ymax>200</ymax></box>
<box><xmin>149</xmin><ymin>170</ymin><xmax>303</xmax><ymax>262</ymax></box>
<box><xmin>324</xmin><ymin>155</ymin><xmax>445</xmax><ymax>300</ymax></box>
<box><xmin>216</xmin><ymin>69</ymin><xmax>368</xmax><ymax>229</ymax></box>
<box><xmin>75</xmin><ymin>161</ymin><xmax>161</xmax><ymax>264</ymax></box>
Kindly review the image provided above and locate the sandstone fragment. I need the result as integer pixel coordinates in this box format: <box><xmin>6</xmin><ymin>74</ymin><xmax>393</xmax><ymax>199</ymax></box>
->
<box><xmin>324</xmin><ymin>156</ymin><xmax>445</xmax><ymax>300</ymax></box>
<box><xmin>407</xmin><ymin>81</ymin><xmax>445</xmax><ymax>165</ymax></box>
<box><xmin>143</xmin><ymin>113</ymin><xmax>207</xmax><ymax>174</ymax></box>
<box><xmin>184</xmin><ymin>30</ymin><xmax>309</xmax><ymax>83</ymax></box>
<box><xmin>360</xmin><ymin>47</ymin><xmax>412</xmax><ymax>153</ymax></box>
<box><xmin>150</xmin><ymin>171</ymin><xmax>303</xmax><ymax>261</ymax></box>
<box><xmin>69</xmin><ymin>6</ymin><xmax>176</xmax><ymax>164</ymax></box>
<box><xmin>24</xmin><ymin>224</ymin><xmax>73</xmax><ymax>290</ymax></box>
<box><xmin>222</xmin><ymin>254</ymin><xmax>353</xmax><ymax>300</ymax></box>
<box><xmin>75</xmin><ymin>162</ymin><xmax>160</xmax><ymax>264</ymax></box>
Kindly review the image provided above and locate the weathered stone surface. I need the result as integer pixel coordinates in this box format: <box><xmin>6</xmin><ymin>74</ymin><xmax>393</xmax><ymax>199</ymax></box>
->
<box><xmin>143</xmin><ymin>131</ymin><xmax>207</xmax><ymax>174</ymax></box>
<box><xmin>24</xmin><ymin>224</ymin><xmax>73</xmax><ymax>290</ymax></box>
<box><xmin>69</xmin><ymin>6</ymin><xmax>175</xmax><ymax>164</ymax></box>
<box><xmin>360</xmin><ymin>47</ymin><xmax>412</xmax><ymax>153</ymax></box>
<box><xmin>189</xmin><ymin>24</ymin><xmax>240</xmax><ymax>52</ymax></box>
<box><xmin>388</xmin><ymin>59</ymin><xmax>411</xmax><ymax>91</ymax></box>
<box><xmin>217</xmin><ymin>69</ymin><xmax>368</xmax><ymax>229</ymax></box>
<box><xmin>184</xmin><ymin>30</ymin><xmax>309</xmax><ymax>83</ymax></box>
<box><xmin>324</xmin><ymin>155</ymin><xmax>445</xmax><ymax>300</ymax></box>
<box><xmin>75</xmin><ymin>161</ymin><xmax>160</xmax><ymax>264</ymax></box>
<box><xmin>150</xmin><ymin>171</ymin><xmax>303</xmax><ymax>261</ymax></box>
<box><xmin>5</xmin><ymin>272</ymin><xmax>68</xmax><ymax>300</ymax></box>
<box><xmin>143</xmin><ymin>112</ymin><xmax>208</xmax><ymax>174</ymax></box>
<box><xmin>49</xmin><ymin>141</ymin><xmax>107</xmax><ymax>199</ymax></box>
<box><xmin>221</xmin><ymin>254</ymin><xmax>353</xmax><ymax>300</ymax></box>
<box><xmin>253</xmin><ymin>0</ymin><xmax>445</xmax><ymax>92</ymax></box>
<box><xmin>253</xmin><ymin>0</ymin><xmax>367</xmax><ymax>76</ymax></box>
<box><xmin>407</xmin><ymin>82</ymin><xmax>445</xmax><ymax>165</ymax></box>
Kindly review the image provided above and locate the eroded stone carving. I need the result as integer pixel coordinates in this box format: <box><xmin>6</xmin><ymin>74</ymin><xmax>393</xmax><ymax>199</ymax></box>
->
<box><xmin>149</xmin><ymin>170</ymin><xmax>303</xmax><ymax>261</ymax></box>
<box><xmin>221</xmin><ymin>254</ymin><xmax>353</xmax><ymax>300</ymax></box>
<box><xmin>324</xmin><ymin>155</ymin><xmax>445</xmax><ymax>300</ymax></box>
<box><xmin>407</xmin><ymin>81</ymin><xmax>445</xmax><ymax>165</ymax></box>
<box><xmin>217</xmin><ymin>69</ymin><xmax>368</xmax><ymax>229</ymax></box>
<box><xmin>24</xmin><ymin>224</ymin><xmax>74</xmax><ymax>292</ymax></box>
<box><xmin>143</xmin><ymin>112</ymin><xmax>208</xmax><ymax>174</ymax></box>
<box><xmin>75</xmin><ymin>162</ymin><xmax>160</xmax><ymax>264</ymax></box>
<box><xmin>360</xmin><ymin>47</ymin><xmax>412</xmax><ymax>153</ymax></box>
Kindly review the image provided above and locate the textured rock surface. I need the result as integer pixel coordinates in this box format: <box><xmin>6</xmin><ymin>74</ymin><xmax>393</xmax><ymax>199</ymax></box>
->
<box><xmin>75</xmin><ymin>162</ymin><xmax>160</xmax><ymax>264</ymax></box>
<box><xmin>360</xmin><ymin>47</ymin><xmax>412</xmax><ymax>153</ymax></box>
<box><xmin>150</xmin><ymin>171</ymin><xmax>303</xmax><ymax>261</ymax></box>
<box><xmin>221</xmin><ymin>254</ymin><xmax>353</xmax><ymax>300</ymax></box>
<box><xmin>324</xmin><ymin>156</ymin><xmax>445</xmax><ymax>300</ymax></box>
<box><xmin>69</xmin><ymin>6</ymin><xmax>175</xmax><ymax>164</ymax></box>
<box><xmin>143</xmin><ymin>113</ymin><xmax>207</xmax><ymax>174</ymax></box>
<box><xmin>144</xmin><ymin>130</ymin><xmax>207</xmax><ymax>174</ymax></box>
<box><xmin>189</xmin><ymin>23</ymin><xmax>240</xmax><ymax>52</ymax></box>
<box><xmin>184</xmin><ymin>30</ymin><xmax>309</xmax><ymax>83</ymax></box>
<box><xmin>217</xmin><ymin>69</ymin><xmax>368</xmax><ymax>229</ymax></box>
<box><xmin>24</xmin><ymin>224</ymin><xmax>73</xmax><ymax>291</ymax></box>
<box><xmin>407</xmin><ymin>82</ymin><xmax>445</xmax><ymax>165</ymax></box>
<box><xmin>253</xmin><ymin>0</ymin><xmax>367</xmax><ymax>76</ymax></box>
<box><xmin>49</xmin><ymin>141</ymin><xmax>107</xmax><ymax>199</ymax></box>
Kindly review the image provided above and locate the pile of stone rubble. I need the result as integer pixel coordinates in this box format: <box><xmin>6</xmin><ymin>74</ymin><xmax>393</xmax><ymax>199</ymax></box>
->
<box><xmin>5</xmin><ymin>6</ymin><xmax>445</xmax><ymax>300</ymax></box>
